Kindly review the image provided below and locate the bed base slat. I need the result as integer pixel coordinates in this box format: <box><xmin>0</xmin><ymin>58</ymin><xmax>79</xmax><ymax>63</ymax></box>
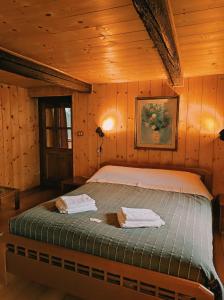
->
<box><xmin>2</xmin><ymin>240</ymin><xmax>214</xmax><ymax>300</ymax></box>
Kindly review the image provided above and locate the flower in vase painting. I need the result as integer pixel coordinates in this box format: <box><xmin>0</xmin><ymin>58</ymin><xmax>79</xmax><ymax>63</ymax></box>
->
<box><xmin>142</xmin><ymin>103</ymin><xmax>171</xmax><ymax>131</ymax></box>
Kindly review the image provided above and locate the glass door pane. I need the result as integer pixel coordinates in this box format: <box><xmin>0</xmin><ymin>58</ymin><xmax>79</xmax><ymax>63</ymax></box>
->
<box><xmin>46</xmin><ymin>129</ymin><xmax>54</xmax><ymax>148</ymax></box>
<box><xmin>57</xmin><ymin>129</ymin><xmax>72</xmax><ymax>149</ymax></box>
<box><xmin>45</xmin><ymin>108</ymin><xmax>55</xmax><ymax>127</ymax></box>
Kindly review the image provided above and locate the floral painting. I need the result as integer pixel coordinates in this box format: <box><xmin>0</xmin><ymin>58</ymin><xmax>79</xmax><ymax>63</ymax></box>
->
<box><xmin>135</xmin><ymin>96</ymin><xmax>179</xmax><ymax>150</ymax></box>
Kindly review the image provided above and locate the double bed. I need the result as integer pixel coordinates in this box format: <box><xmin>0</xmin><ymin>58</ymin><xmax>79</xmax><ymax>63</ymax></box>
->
<box><xmin>0</xmin><ymin>163</ymin><xmax>223</xmax><ymax>300</ymax></box>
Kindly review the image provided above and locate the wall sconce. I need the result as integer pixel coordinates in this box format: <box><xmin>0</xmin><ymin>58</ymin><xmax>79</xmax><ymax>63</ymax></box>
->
<box><xmin>96</xmin><ymin>127</ymin><xmax>104</xmax><ymax>157</ymax></box>
<box><xmin>96</xmin><ymin>127</ymin><xmax>104</xmax><ymax>138</ymax></box>
<box><xmin>102</xmin><ymin>117</ymin><xmax>114</xmax><ymax>131</ymax></box>
<box><xmin>219</xmin><ymin>129</ymin><xmax>224</xmax><ymax>141</ymax></box>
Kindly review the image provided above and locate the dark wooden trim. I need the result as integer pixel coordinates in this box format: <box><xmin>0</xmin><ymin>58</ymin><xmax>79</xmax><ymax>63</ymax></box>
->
<box><xmin>0</xmin><ymin>47</ymin><xmax>92</xmax><ymax>93</ymax></box>
<box><xmin>28</xmin><ymin>86</ymin><xmax>74</xmax><ymax>98</ymax></box>
<box><xmin>38</xmin><ymin>96</ymin><xmax>73</xmax><ymax>187</ymax></box>
<box><xmin>132</xmin><ymin>0</ymin><xmax>183</xmax><ymax>86</ymax></box>
<box><xmin>218</xmin><ymin>194</ymin><xmax>224</xmax><ymax>234</ymax></box>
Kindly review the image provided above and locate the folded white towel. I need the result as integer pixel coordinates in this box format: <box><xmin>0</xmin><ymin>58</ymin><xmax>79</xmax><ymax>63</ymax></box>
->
<box><xmin>121</xmin><ymin>207</ymin><xmax>161</xmax><ymax>222</ymax></box>
<box><xmin>55</xmin><ymin>194</ymin><xmax>97</xmax><ymax>214</ymax></box>
<box><xmin>117</xmin><ymin>211</ymin><xmax>165</xmax><ymax>228</ymax></box>
<box><xmin>58</xmin><ymin>204</ymin><xmax>97</xmax><ymax>214</ymax></box>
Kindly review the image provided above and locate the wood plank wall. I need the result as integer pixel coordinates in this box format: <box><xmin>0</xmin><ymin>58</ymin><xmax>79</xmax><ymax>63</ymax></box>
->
<box><xmin>0</xmin><ymin>83</ymin><xmax>40</xmax><ymax>191</ymax></box>
<box><xmin>73</xmin><ymin>74</ymin><xmax>224</xmax><ymax>195</ymax></box>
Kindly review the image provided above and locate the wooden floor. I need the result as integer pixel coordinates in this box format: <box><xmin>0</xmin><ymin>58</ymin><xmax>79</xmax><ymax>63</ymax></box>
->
<box><xmin>0</xmin><ymin>187</ymin><xmax>223</xmax><ymax>299</ymax></box>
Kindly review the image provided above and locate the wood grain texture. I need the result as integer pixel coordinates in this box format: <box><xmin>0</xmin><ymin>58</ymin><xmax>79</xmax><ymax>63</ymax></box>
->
<box><xmin>0</xmin><ymin>47</ymin><xmax>91</xmax><ymax>93</ymax></box>
<box><xmin>0</xmin><ymin>1</ymin><xmax>223</xmax><ymax>84</ymax></box>
<box><xmin>0</xmin><ymin>1</ymin><xmax>165</xmax><ymax>83</ymax></box>
<box><xmin>171</xmin><ymin>0</ymin><xmax>224</xmax><ymax>78</ymax></box>
<box><xmin>73</xmin><ymin>75</ymin><xmax>224</xmax><ymax>195</ymax></box>
<box><xmin>132</xmin><ymin>0</ymin><xmax>183</xmax><ymax>86</ymax></box>
<box><xmin>0</xmin><ymin>83</ymin><xmax>40</xmax><ymax>191</ymax></box>
<box><xmin>28</xmin><ymin>86</ymin><xmax>74</xmax><ymax>98</ymax></box>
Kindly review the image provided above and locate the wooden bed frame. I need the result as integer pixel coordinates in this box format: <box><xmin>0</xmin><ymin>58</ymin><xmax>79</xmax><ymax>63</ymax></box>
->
<box><xmin>0</xmin><ymin>162</ymin><xmax>216</xmax><ymax>300</ymax></box>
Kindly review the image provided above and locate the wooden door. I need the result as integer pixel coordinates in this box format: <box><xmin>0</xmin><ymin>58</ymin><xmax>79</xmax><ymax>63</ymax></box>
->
<box><xmin>39</xmin><ymin>96</ymin><xmax>73</xmax><ymax>187</ymax></box>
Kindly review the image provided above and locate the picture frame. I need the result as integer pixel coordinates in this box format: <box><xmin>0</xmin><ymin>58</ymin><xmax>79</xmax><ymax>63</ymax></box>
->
<box><xmin>135</xmin><ymin>96</ymin><xmax>179</xmax><ymax>150</ymax></box>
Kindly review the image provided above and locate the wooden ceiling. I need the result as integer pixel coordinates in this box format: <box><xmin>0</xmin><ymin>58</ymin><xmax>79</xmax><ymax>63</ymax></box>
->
<box><xmin>0</xmin><ymin>0</ymin><xmax>223</xmax><ymax>85</ymax></box>
<box><xmin>172</xmin><ymin>0</ymin><xmax>224</xmax><ymax>78</ymax></box>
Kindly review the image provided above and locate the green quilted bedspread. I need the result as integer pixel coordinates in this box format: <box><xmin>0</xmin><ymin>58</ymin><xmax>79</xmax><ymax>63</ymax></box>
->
<box><xmin>9</xmin><ymin>182</ymin><xmax>222</xmax><ymax>298</ymax></box>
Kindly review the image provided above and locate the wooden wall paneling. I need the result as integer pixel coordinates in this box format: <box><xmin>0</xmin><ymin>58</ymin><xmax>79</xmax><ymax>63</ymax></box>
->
<box><xmin>87</xmin><ymin>89</ymin><xmax>97</xmax><ymax>176</ymax></box>
<box><xmin>23</xmin><ymin>90</ymin><xmax>33</xmax><ymax>188</ymax></box>
<box><xmin>0</xmin><ymin>83</ymin><xmax>40</xmax><ymax>191</ymax></box>
<box><xmin>73</xmin><ymin>92</ymin><xmax>89</xmax><ymax>177</ymax></box>
<box><xmin>199</xmin><ymin>76</ymin><xmax>218</xmax><ymax>171</ymax></box>
<box><xmin>172</xmin><ymin>80</ymin><xmax>188</xmax><ymax>166</ymax></box>
<box><xmin>127</xmin><ymin>82</ymin><xmax>138</xmax><ymax>162</ymax></box>
<box><xmin>17</xmin><ymin>88</ymin><xmax>27</xmax><ymax>190</ymax></box>
<box><xmin>86</xmin><ymin>85</ymin><xmax>102</xmax><ymax>176</ymax></box>
<box><xmin>0</xmin><ymin>86</ymin><xmax>4</xmax><ymax>184</ymax></box>
<box><xmin>159</xmin><ymin>80</ymin><xmax>175</xmax><ymax>165</ymax></box>
<box><xmin>94</xmin><ymin>84</ymin><xmax>107</xmax><ymax>169</ymax></box>
<box><xmin>116</xmin><ymin>83</ymin><xmax>128</xmax><ymax>161</ymax></box>
<box><xmin>185</xmin><ymin>77</ymin><xmax>203</xmax><ymax>167</ymax></box>
<box><xmin>212</xmin><ymin>75</ymin><xmax>224</xmax><ymax>195</ymax></box>
<box><xmin>101</xmin><ymin>84</ymin><xmax>117</xmax><ymax>165</ymax></box>
<box><xmin>10</xmin><ymin>86</ymin><xmax>21</xmax><ymax>188</ymax></box>
<box><xmin>137</xmin><ymin>81</ymin><xmax>151</xmax><ymax>163</ymax></box>
<box><xmin>27</xmin><ymin>91</ymin><xmax>39</xmax><ymax>188</ymax></box>
<box><xmin>21</xmin><ymin>89</ymin><xmax>33</xmax><ymax>189</ymax></box>
<box><xmin>74</xmin><ymin>75</ymin><xmax>224</xmax><ymax>195</ymax></box>
<box><xmin>148</xmin><ymin>80</ymin><xmax>163</xmax><ymax>164</ymax></box>
<box><xmin>1</xmin><ymin>85</ymin><xmax>13</xmax><ymax>187</ymax></box>
<box><xmin>72</xmin><ymin>93</ymin><xmax>80</xmax><ymax>176</ymax></box>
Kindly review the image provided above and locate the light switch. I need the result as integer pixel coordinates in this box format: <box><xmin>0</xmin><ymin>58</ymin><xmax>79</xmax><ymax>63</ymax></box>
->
<box><xmin>77</xmin><ymin>130</ymin><xmax>84</xmax><ymax>136</ymax></box>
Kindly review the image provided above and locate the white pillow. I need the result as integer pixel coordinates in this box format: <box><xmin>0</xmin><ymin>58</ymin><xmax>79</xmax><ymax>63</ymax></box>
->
<box><xmin>87</xmin><ymin>165</ymin><xmax>213</xmax><ymax>201</ymax></box>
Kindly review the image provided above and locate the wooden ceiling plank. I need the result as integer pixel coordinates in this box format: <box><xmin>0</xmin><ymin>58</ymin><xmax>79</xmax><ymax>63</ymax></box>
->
<box><xmin>0</xmin><ymin>5</ymin><xmax>138</xmax><ymax>34</ymax></box>
<box><xmin>174</xmin><ymin>6</ymin><xmax>224</xmax><ymax>27</ymax></box>
<box><xmin>132</xmin><ymin>0</ymin><xmax>183</xmax><ymax>86</ymax></box>
<box><xmin>171</xmin><ymin>0</ymin><xmax>224</xmax><ymax>15</ymax></box>
<box><xmin>178</xmin><ymin>32</ymin><xmax>224</xmax><ymax>46</ymax></box>
<box><xmin>0</xmin><ymin>0</ymin><xmax>132</xmax><ymax>20</ymax></box>
<box><xmin>0</xmin><ymin>47</ymin><xmax>92</xmax><ymax>93</ymax></box>
<box><xmin>176</xmin><ymin>21</ymin><xmax>224</xmax><ymax>37</ymax></box>
<box><xmin>0</xmin><ymin>19</ymin><xmax>144</xmax><ymax>46</ymax></box>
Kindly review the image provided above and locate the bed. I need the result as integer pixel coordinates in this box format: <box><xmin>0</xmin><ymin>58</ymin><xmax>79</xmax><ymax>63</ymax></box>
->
<box><xmin>0</xmin><ymin>163</ymin><xmax>223</xmax><ymax>300</ymax></box>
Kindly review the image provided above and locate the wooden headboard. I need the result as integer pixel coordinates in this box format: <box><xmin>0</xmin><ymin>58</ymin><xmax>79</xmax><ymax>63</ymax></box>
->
<box><xmin>100</xmin><ymin>161</ymin><xmax>213</xmax><ymax>192</ymax></box>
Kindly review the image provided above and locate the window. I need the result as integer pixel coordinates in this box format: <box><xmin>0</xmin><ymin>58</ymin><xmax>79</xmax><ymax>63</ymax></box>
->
<box><xmin>45</xmin><ymin>106</ymin><xmax>72</xmax><ymax>149</ymax></box>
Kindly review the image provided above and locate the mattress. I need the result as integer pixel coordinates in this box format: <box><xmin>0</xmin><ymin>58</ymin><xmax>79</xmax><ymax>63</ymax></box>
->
<box><xmin>9</xmin><ymin>182</ymin><xmax>222</xmax><ymax>297</ymax></box>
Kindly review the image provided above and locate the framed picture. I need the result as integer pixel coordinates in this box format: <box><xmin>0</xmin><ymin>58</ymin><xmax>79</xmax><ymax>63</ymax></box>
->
<box><xmin>135</xmin><ymin>96</ymin><xmax>179</xmax><ymax>150</ymax></box>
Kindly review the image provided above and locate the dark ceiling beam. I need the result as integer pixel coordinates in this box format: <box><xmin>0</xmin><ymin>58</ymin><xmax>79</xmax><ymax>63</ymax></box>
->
<box><xmin>0</xmin><ymin>47</ymin><xmax>92</xmax><ymax>93</ymax></box>
<box><xmin>132</xmin><ymin>0</ymin><xmax>183</xmax><ymax>86</ymax></box>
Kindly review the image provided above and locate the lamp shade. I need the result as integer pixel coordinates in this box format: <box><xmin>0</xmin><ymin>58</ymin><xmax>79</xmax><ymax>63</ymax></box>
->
<box><xmin>96</xmin><ymin>127</ymin><xmax>104</xmax><ymax>138</ymax></box>
<box><xmin>219</xmin><ymin>129</ymin><xmax>224</xmax><ymax>141</ymax></box>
